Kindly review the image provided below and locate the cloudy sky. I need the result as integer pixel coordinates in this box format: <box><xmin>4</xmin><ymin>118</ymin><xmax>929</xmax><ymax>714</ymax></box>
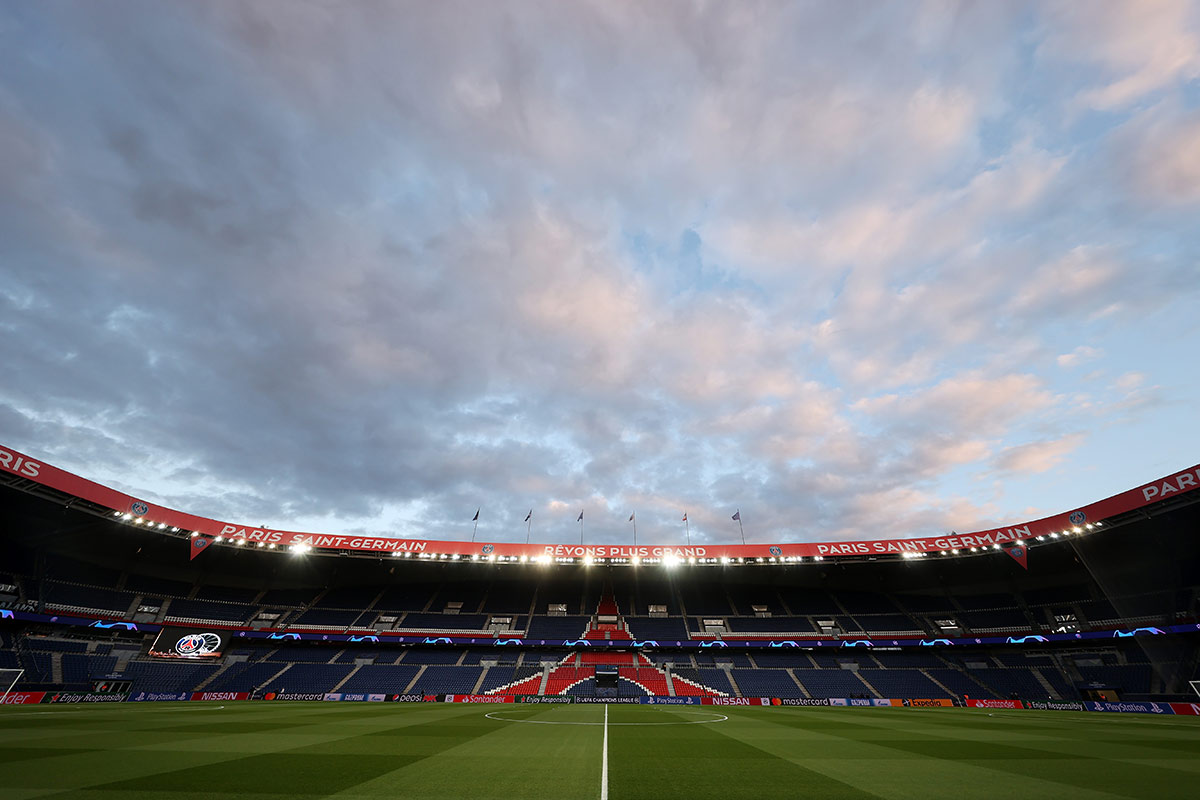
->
<box><xmin>2</xmin><ymin>1</ymin><xmax>1198</xmax><ymax>547</ymax></box>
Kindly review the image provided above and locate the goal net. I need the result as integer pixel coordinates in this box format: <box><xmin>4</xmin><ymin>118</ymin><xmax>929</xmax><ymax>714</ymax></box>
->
<box><xmin>1190</xmin><ymin>680</ymin><xmax>1200</xmax><ymax>699</ymax></box>
<box><xmin>0</xmin><ymin>668</ymin><xmax>24</xmax><ymax>703</ymax></box>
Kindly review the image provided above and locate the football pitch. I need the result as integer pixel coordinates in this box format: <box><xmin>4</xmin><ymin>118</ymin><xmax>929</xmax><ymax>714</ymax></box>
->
<box><xmin>2</xmin><ymin>702</ymin><xmax>1199</xmax><ymax>799</ymax></box>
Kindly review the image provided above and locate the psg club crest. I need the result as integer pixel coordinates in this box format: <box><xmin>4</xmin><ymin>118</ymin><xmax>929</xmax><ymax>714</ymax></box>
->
<box><xmin>189</xmin><ymin>535</ymin><xmax>215</xmax><ymax>561</ymax></box>
<box><xmin>481</xmin><ymin>544</ymin><xmax>494</xmax><ymax>554</ymax></box>
<box><xmin>130</xmin><ymin>501</ymin><xmax>149</xmax><ymax>515</ymax></box>
<box><xmin>1069</xmin><ymin>510</ymin><xmax>1086</xmax><ymax>525</ymax></box>
<box><xmin>175</xmin><ymin>632</ymin><xmax>221</xmax><ymax>657</ymax></box>
<box><xmin>769</xmin><ymin>546</ymin><xmax>782</xmax><ymax>556</ymax></box>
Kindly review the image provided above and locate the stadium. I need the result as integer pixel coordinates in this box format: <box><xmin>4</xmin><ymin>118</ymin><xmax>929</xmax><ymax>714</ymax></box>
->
<box><xmin>2</xmin><ymin>446</ymin><xmax>1199</xmax><ymax>798</ymax></box>
<box><xmin>6</xmin><ymin>3</ymin><xmax>1200</xmax><ymax>799</ymax></box>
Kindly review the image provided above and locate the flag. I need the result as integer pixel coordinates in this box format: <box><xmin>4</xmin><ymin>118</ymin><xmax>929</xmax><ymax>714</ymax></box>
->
<box><xmin>189</xmin><ymin>535</ymin><xmax>213</xmax><ymax>561</ymax></box>
<box><xmin>525</xmin><ymin>510</ymin><xmax>532</xmax><ymax>522</ymax></box>
<box><xmin>732</xmin><ymin>510</ymin><xmax>740</xmax><ymax>521</ymax></box>
<box><xmin>472</xmin><ymin>509</ymin><xmax>479</xmax><ymax>521</ymax></box>
<box><xmin>577</xmin><ymin>510</ymin><xmax>584</xmax><ymax>522</ymax></box>
<box><xmin>1006</xmin><ymin>543</ymin><xmax>1028</xmax><ymax>570</ymax></box>
<box><xmin>682</xmin><ymin>512</ymin><xmax>687</xmax><ymax>522</ymax></box>
<box><xmin>629</xmin><ymin>512</ymin><xmax>635</xmax><ymax>522</ymax></box>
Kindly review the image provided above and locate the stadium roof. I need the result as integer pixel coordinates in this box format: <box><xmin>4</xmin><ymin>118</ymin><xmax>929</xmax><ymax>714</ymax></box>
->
<box><xmin>4</xmin><ymin>443</ymin><xmax>1197</xmax><ymax>565</ymax></box>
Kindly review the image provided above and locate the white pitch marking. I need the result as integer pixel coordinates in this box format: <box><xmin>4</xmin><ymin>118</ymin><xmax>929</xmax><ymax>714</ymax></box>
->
<box><xmin>600</xmin><ymin>703</ymin><xmax>609</xmax><ymax>800</ymax></box>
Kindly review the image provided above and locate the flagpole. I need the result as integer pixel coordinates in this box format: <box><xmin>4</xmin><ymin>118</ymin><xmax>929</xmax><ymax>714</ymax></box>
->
<box><xmin>525</xmin><ymin>510</ymin><xmax>532</xmax><ymax>544</ymax></box>
<box><xmin>684</xmin><ymin>514</ymin><xmax>690</xmax><ymax>546</ymax></box>
<box><xmin>738</xmin><ymin>514</ymin><xmax>745</xmax><ymax>545</ymax></box>
<box><xmin>632</xmin><ymin>514</ymin><xmax>637</xmax><ymax>546</ymax></box>
<box><xmin>472</xmin><ymin>509</ymin><xmax>479</xmax><ymax>542</ymax></box>
<box><xmin>579</xmin><ymin>512</ymin><xmax>584</xmax><ymax>544</ymax></box>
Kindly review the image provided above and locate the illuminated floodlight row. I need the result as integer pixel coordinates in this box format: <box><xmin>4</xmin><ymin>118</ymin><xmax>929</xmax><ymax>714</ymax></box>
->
<box><xmin>110</xmin><ymin>510</ymin><xmax>1103</xmax><ymax>560</ymax></box>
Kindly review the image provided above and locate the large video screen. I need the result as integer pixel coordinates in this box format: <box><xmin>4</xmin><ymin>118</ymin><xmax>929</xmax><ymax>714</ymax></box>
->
<box><xmin>148</xmin><ymin>627</ymin><xmax>227</xmax><ymax>659</ymax></box>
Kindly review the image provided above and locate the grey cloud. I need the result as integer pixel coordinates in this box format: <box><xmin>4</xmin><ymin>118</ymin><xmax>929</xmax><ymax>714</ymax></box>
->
<box><xmin>1</xmin><ymin>1</ymin><xmax>1197</xmax><ymax>546</ymax></box>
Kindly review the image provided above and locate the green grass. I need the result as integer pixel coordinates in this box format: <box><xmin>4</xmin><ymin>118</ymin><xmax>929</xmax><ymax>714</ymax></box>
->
<box><xmin>2</xmin><ymin>702</ymin><xmax>1199</xmax><ymax>799</ymax></box>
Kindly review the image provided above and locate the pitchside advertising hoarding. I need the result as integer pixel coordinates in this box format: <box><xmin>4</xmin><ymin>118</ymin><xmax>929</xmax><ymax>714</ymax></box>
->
<box><xmin>148</xmin><ymin>627</ymin><xmax>227</xmax><ymax>659</ymax></box>
<box><xmin>966</xmin><ymin>699</ymin><xmax>1025</xmax><ymax>709</ymax></box>
<box><xmin>1</xmin><ymin>691</ymin><xmax>46</xmax><ymax>705</ymax></box>
<box><xmin>86</xmin><ymin>694</ymin><xmax>1197</xmax><ymax>712</ymax></box>
<box><xmin>4</xmin><ymin>443</ymin><xmax>1199</xmax><ymax>561</ymax></box>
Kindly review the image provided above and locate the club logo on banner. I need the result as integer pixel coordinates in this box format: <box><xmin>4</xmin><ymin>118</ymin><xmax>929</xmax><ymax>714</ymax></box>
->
<box><xmin>1005</xmin><ymin>544</ymin><xmax>1028</xmax><ymax>570</ymax></box>
<box><xmin>189</xmin><ymin>535</ymin><xmax>214</xmax><ymax>560</ymax></box>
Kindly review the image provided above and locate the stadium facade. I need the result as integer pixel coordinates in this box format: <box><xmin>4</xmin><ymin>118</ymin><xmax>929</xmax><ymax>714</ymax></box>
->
<box><xmin>2</xmin><ymin>445</ymin><xmax>1197</xmax><ymax>709</ymax></box>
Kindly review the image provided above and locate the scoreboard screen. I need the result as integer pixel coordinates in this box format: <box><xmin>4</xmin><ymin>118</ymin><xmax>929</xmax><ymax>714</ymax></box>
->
<box><xmin>148</xmin><ymin>627</ymin><xmax>227</xmax><ymax>659</ymax></box>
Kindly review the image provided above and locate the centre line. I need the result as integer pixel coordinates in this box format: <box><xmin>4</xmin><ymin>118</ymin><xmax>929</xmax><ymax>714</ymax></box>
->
<box><xmin>600</xmin><ymin>703</ymin><xmax>609</xmax><ymax>800</ymax></box>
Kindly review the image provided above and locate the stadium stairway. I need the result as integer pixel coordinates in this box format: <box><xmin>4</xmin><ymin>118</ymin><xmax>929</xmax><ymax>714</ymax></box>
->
<box><xmin>723</xmin><ymin>669</ymin><xmax>743</xmax><ymax>698</ymax></box>
<box><xmin>194</xmin><ymin>660</ymin><xmax>236</xmax><ymax>691</ymax></box>
<box><xmin>405</xmin><ymin>665</ymin><xmax>427</xmax><ymax>693</ymax></box>
<box><xmin>332</xmin><ymin>664</ymin><xmax>361</xmax><ymax>692</ymax></box>
<box><xmin>786</xmin><ymin>669</ymin><xmax>811</xmax><ymax>697</ymax></box>
<box><xmin>531</xmin><ymin>592</ymin><xmax>729</xmax><ymax>698</ymax></box>
<box><xmin>1032</xmin><ymin>668</ymin><xmax>1063</xmax><ymax>699</ymax></box>
<box><xmin>484</xmin><ymin>669</ymin><xmax>545</xmax><ymax>696</ymax></box>
<box><xmin>256</xmin><ymin>663</ymin><xmax>293</xmax><ymax>695</ymax></box>
<box><xmin>920</xmin><ymin>669</ymin><xmax>960</xmax><ymax>699</ymax></box>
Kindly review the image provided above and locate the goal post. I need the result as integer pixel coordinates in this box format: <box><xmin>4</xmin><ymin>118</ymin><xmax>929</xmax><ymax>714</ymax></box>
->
<box><xmin>0</xmin><ymin>669</ymin><xmax>24</xmax><ymax>703</ymax></box>
<box><xmin>1189</xmin><ymin>680</ymin><xmax>1200</xmax><ymax>699</ymax></box>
